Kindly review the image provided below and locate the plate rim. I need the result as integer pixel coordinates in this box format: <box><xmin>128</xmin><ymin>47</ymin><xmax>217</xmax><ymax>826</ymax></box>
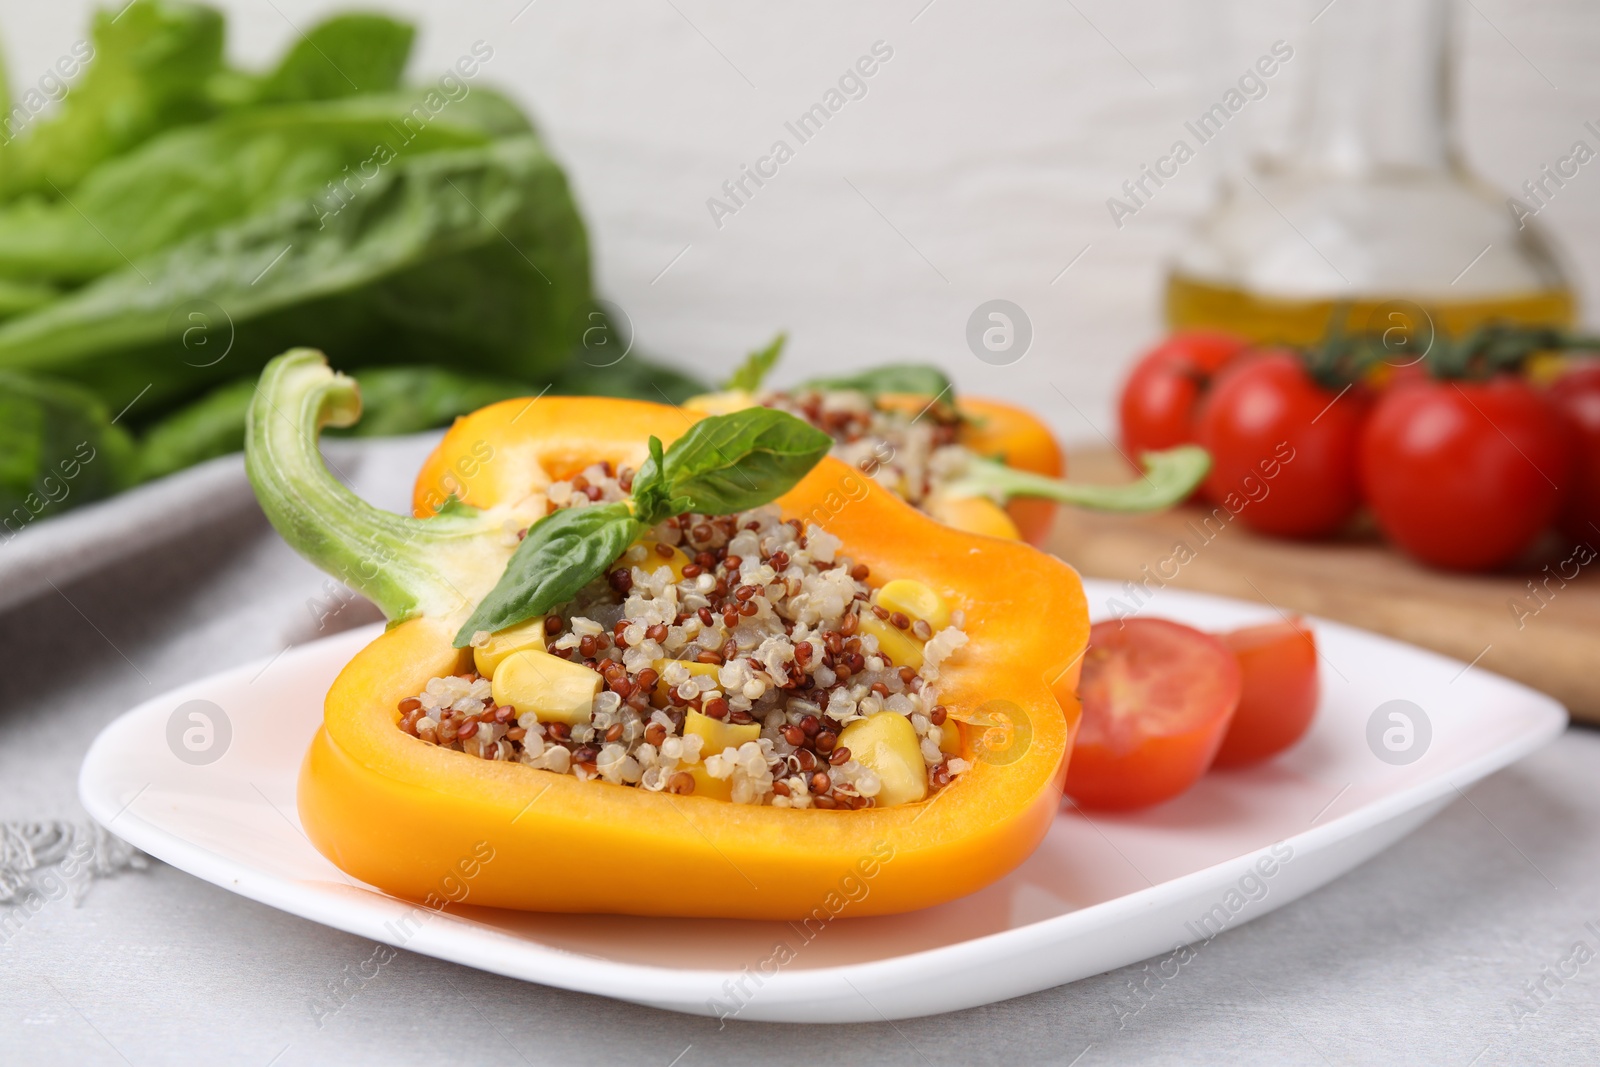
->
<box><xmin>78</xmin><ymin>583</ymin><xmax>1569</xmax><ymax>1019</ymax></box>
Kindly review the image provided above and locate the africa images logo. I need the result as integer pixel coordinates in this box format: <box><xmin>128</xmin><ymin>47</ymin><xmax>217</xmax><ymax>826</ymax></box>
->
<box><xmin>166</xmin><ymin>700</ymin><xmax>232</xmax><ymax>766</ymax></box>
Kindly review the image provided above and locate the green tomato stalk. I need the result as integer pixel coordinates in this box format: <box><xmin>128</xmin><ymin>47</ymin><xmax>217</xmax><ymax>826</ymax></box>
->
<box><xmin>940</xmin><ymin>445</ymin><xmax>1211</xmax><ymax>512</ymax></box>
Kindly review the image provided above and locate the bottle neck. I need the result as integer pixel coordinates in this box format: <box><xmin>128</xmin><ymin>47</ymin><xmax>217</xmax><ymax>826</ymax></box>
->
<box><xmin>1289</xmin><ymin>0</ymin><xmax>1454</xmax><ymax>177</ymax></box>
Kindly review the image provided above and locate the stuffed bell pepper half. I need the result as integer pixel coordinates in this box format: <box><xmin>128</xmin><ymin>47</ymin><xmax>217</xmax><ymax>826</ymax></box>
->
<box><xmin>246</xmin><ymin>349</ymin><xmax>1094</xmax><ymax>919</ymax></box>
<box><xmin>683</xmin><ymin>338</ymin><xmax>1209</xmax><ymax>545</ymax></box>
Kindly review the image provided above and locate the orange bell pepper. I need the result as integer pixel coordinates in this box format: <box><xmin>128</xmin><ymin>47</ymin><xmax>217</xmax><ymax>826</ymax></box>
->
<box><xmin>931</xmin><ymin>394</ymin><xmax>1064</xmax><ymax>546</ymax></box>
<box><xmin>685</xmin><ymin>379</ymin><xmax>1208</xmax><ymax>549</ymax></box>
<box><xmin>247</xmin><ymin>350</ymin><xmax>1089</xmax><ymax>919</ymax></box>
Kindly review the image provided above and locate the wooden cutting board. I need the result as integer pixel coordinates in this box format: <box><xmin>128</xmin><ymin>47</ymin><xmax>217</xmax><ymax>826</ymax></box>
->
<box><xmin>1044</xmin><ymin>448</ymin><xmax>1600</xmax><ymax>724</ymax></box>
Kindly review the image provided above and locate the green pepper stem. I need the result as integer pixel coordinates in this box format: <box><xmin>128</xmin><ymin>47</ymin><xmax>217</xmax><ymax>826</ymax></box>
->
<box><xmin>245</xmin><ymin>349</ymin><xmax>508</xmax><ymax>624</ymax></box>
<box><xmin>943</xmin><ymin>445</ymin><xmax>1211</xmax><ymax>512</ymax></box>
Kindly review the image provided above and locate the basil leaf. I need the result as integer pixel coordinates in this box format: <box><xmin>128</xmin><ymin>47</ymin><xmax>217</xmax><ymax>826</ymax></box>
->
<box><xmin>458</xmin><ymin>410</ymin><xmax>828</xmax><ymax>642</ymax></box>
<box><xmin>721</xmin><ymin>332</ymin><xmax>786</xmax><ymax>392</ymax></box>
<box><xmin>452</xmin><ymin>502</ymin><xmax>639</xmax><ymax>646</ymax></box>
<box><xmin>630</xmin><ymin>436</ymin><xmax>673</xmax><ymax>524</ymax></box>
<box><xmin>650</xmin><ymin>408</ymin><xmax>831</xmax><ymax>519</ymax></box>
<box><xmin>798</xmin><ymin>363</ymin><xmax>953</xmax><ymax>399</ymax></box>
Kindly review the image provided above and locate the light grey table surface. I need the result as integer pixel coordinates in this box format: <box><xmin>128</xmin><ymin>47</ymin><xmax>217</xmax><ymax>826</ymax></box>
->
<box><xmin>2</xmin><ymin>436</ymin><xmax>1598</xmax><ymax>1067</ymax></box>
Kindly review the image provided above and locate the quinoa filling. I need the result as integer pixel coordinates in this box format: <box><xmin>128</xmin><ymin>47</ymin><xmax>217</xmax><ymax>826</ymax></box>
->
<box><xmin>759</xmin><ymin>388</ymin><xmax>967</xmax><ymax>510</ymax></box>
<box><xmin>397</xmin><ymin>461</ymin><xmax>972</xmax><ymax>809</ymax></box>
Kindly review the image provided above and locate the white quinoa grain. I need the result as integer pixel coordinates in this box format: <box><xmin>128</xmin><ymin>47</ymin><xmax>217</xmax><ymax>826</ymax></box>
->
<box><xmin>399</xmin><ymin>488</ymin><xmax>969</xmax><ymax>809</ymax></box>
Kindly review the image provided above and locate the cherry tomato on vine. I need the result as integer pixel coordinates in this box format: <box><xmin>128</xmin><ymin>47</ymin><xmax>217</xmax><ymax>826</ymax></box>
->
<box><xmin>1549</xmin><ymin>363</ymin><xmax>1600</xmax><ymax>543</ymax></box>
<box><xmin>1119</xmin><ymin>330</ymin><xmax>1251</xmax><ymax>457</ymax></box>
<box><xmin>1066</xmin><ymin>618</ymin><xmax>1241</xmax><ymax>811</ymax></box>
<box><xmin>1195</xmin><ymin>352</ymin><xmax>1371</xmax><ymax>538</ymax></box>
<box><xmin>1212</xmin><ymin>618</ymin><xmax>1320</xmax><ymax>768</ymax></box>
<box><xmin>1359</xmin><ymin>375</ymin><xmax>1573</xmax><ymax>571</ymax></box>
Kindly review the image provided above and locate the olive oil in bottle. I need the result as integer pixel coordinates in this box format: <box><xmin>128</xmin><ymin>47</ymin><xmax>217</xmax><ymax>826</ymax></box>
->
<box><xmin>1166</xmin><ymin>277</ymin><xmax>1573</xmax><ymax>348</ymax></box>
<box><xmin>1166</xmin><ymin>0</ymin><xmax>1575</xmax><ymax>346</ymax></box>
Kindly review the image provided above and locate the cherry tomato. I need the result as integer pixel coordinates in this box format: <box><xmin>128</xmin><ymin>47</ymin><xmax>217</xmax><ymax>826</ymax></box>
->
<box><xmin>1195</xmin><ymin>352</ymin><xmax>1370</xmax><ymax>538</ymax></box>
<box><xmin>1360</xmin><ymin>375</ymin><xmax>1573</xmax><ymax>571</ymax></box>
<box><xmin>1066</xmin><ymin>618</ymin><xmax>1242</xmax><ymax>811</ymax></box>
<box><xmin>1549</xmin><ymin>363</ymin><xmax>1600</xmax><ymax>543</ymax></box>
<box><xmin>1119</xmin><ymin>330</ymin><xmax>1251</xmax><ymax>456</ymax></box>
<box><xmin>1211</xmin><ymin>618</ymin><xmax>1319</xmax><ymax>768</ymax></box>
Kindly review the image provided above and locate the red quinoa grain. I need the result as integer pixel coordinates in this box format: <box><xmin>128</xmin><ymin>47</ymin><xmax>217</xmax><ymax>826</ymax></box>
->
<box><xmin>398</xmin><ymin>487</ymin><xmax>971</xmax><ymax>808</ymax></box>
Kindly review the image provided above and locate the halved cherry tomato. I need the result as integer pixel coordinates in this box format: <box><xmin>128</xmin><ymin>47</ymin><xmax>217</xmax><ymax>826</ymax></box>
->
<box><xmin>1212</xmin><ymin>618</ymin><xmax>1319</xmax><ymax>768</ymax></box>
<box><xmin>1119</xmin><ymin>330</ymin><xmax>1251</xmax><ymax>456</ymax></box>
<box><xmin>1549</xmin><ymin>363</ymin><xmax>1600</xmax><ymax>543</ymax></box>
<box><xmin>1360</xmin><ymin>375</ymin><xmax>1573</xmax><ymax>570</ymax></box>
<box><xmin>1066</xmin><ymin>618</ymin><xmax>1242</xmax><ymax>811</ymax></box>
<box><xmin>1196</xmin><ymin>352</ymin><xmax>1371</xmax><ymax>538</ymax></box>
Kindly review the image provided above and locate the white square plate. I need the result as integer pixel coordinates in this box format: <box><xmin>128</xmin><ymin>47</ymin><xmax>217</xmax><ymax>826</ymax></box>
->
<box><xmin>79</xmin><ymin>581</ymin><xmax>1565</xmax><ymax>1023</ymax></box>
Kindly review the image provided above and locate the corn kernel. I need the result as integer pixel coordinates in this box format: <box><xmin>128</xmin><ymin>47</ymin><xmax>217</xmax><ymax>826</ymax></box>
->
<box><xmin>684</xmin><ymin>708</ymin><xmax>760</xmax><ymax>753</ymax></box>
<box><xmin>936</xmin><ymin>718</ymin><xmax>963</xmax><ymax>757</ymax></box>
<box><xmin>924</xmin><ymin>492</ymin><xmax>1021</xmax><ymax>540</ymax></box>
<box><xmin>651</xmin><ymin>658</ymin><xmax>721</xmax><ymax>700</ymax></box>
<box><xmin>472</xmin><ymin>616</ymin><xmax>547</xmax><ymax>678</ymax></box>
<box><xmin>625</xmin><ymin>540</ymin><xmax>693</xmax><ymax>582</ymax></box>
<box><xmin>683</xmin><ymin>710</ymin><xmax>760</xmax><ymax>801</ymax></box>
<box><xmin>876</xmin><ymin>578</ymin><xmax>951</xmax><ymax>631</ymax></box>
<box><xmin>491</xmin><ymin>649</ymin><xmax>600</xmax><ymax>725</ymax></box>
<box><xmin>682</xmin><ymin>389</ymin><xmax>757</xmax><ymax>416</ymax></box>
<box><xmin>686</xmin><ymin>767</ymin><xmax>729</xmax><ymax>801</ymax></box>
<box><xmin>858</xmin><ymin>613</ymin><xmax>925</xmax><ymax>670</ymax></box>
<box><xmin>838</xmin><ymin>712</ymin><xmax>928</xmax><ymax>807</ymax></box>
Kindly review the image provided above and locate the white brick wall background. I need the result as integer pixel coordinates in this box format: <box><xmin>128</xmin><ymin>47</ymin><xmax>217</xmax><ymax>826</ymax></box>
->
<box><xmin>11</xmin><ymin>0</ymin><xmax>1600</xmax><ymax>444</ymax></box>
